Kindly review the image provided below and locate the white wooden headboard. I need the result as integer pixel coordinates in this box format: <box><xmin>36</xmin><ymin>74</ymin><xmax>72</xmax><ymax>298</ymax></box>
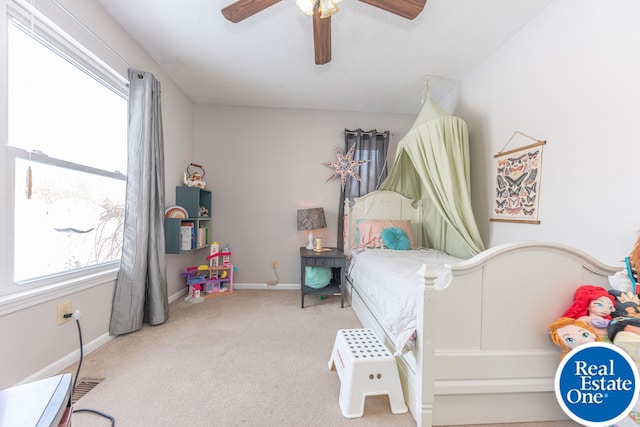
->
<box><xmin>343</xmin><ymin>190</ymin><xmax>423</xmax><ymax>253</ymax></box>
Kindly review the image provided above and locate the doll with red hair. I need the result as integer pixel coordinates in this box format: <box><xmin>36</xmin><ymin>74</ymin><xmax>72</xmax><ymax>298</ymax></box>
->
<box><xmin>562</xmin><ymin>285</ymin><xmax>616</xmax><ymax>340</ymax></box>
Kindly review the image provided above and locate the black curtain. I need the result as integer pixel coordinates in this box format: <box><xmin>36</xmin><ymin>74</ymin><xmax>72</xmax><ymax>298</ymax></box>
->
<box><xmin>337</xmin><ymin>129</ymin><xmax>390</xmax><ymax>250</ymax></box>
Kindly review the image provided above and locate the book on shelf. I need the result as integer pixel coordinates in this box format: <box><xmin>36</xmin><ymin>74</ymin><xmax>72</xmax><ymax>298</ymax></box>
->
<box><xmin>197</xmin><ymin>226</ymin><xmax>208</xmax><ymax>248</ymax></box>
<box><xmin>180</xmin><ymin>222</ymin><xmax>195</xmax><ymax>250</ymax></box>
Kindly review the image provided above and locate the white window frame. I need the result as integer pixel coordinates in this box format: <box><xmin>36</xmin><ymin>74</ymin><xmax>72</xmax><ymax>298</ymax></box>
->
<box><xmin>0</xmin><ymin>0</ymin><xmax>128</xmax><ymax>314</ymax></box>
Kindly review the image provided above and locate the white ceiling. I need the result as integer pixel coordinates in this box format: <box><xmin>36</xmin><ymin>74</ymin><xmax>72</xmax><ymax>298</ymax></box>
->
<box><xmin>96</xmin><ymin>0</ymin><xmax>553</xmax><ymax>114</ymax></box>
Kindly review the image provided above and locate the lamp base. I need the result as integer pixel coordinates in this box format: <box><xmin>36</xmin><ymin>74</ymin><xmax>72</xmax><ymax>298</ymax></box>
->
<box><xmin>306</xmin><ymin>231</ymin><xmax>314</xmax><ymax>250</ymax></box>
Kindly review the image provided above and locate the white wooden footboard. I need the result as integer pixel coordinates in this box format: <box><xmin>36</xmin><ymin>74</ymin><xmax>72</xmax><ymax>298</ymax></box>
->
<box><xmin>412</xmin><ymin>241</ymin><xmax>620</xmax><ymax>427</ymax></box>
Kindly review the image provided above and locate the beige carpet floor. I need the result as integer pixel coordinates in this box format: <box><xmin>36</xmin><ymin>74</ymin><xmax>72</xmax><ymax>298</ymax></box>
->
<box><xmin>60</xmin><ymin>290</ymin><xmax>577</xmax><ymax>427</ymax></box>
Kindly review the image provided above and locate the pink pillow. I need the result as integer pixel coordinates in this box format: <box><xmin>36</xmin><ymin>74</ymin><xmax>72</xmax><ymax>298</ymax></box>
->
<box><xmin>357</xmin><ymin>219</ymin><xmax>415</xmax><ymax>248</ymax></box>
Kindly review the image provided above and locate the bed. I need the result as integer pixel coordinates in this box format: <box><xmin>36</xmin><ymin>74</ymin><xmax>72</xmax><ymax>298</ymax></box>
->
<box><xmin>343</xmin><ymin>189</ymin><xmax>621</xmax><ymax>427</ymax></box>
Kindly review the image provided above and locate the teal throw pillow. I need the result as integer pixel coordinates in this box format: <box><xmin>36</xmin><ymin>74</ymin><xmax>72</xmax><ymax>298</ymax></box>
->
<box><xmin>305</xmin><ymin>266</ymin><xmax>332</xmax><ymax>289</ymax></box>
<box><xmin>381</xmin><ymin>227</ymin><xmax>411</xmax><ymax>250</ymax></box>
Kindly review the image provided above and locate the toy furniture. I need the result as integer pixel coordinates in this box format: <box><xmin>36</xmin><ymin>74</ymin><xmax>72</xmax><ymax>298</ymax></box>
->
<box><xmin>182</xmin><ymin>242</ymin><xmax>234</xmax><ymax>303</ymax></box>
<box><xmin>328</xmin><ymin>328</ymin><xmax>407</xmax><ymax>418</ymax></box>
<box><xmin>184</xmin><ymin>282</ymin><xmax>204</xmax><ymax>304</ymax></box>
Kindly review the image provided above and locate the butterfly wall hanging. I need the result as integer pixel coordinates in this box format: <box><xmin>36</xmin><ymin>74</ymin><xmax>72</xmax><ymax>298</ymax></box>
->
<box><xmin>490</xmin><ymin>131</ymin><xmax>546</xmax><ymax>224</ymax></box>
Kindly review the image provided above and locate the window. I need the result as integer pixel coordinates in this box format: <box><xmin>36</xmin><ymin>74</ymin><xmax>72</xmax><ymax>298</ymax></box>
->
<box><xmin>5</xmin><ymin>16</ymin><xmax>127</xmax><ymax>286</ymax></box>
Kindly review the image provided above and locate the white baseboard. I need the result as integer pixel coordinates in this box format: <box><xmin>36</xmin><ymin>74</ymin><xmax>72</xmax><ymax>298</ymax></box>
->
<box><xmin>169</xmin><ymin>283</ymin><xmax>299</xmax><ymax>298</ymax></box>
<box><xmin>22</xmin><ymin>289</ymin><xmax>186</xmax><ymax>386</ymax></box>
<box><xmin>169</xmin><ymin>286</ymin><xmax>188</xmax><ymax>303</ymax></box>
<box><xmin>19</xmin><ymin>332</ymin><xmax>114</xmax><ymax>385</ymax></box>
<box><xmin>233</xmin><ymin>283</ymin><xmax>300</xmax><ymax>290</ymax></box>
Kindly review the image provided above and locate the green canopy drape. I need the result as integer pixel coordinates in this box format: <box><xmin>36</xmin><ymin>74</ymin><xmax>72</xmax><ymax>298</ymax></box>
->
<box><xmin>379</xmin><ymin>98</ymin><xmax>484</xmax><ymax>258</ymax></box>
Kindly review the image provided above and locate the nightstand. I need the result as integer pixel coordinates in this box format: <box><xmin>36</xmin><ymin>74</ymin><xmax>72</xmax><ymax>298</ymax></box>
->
<box><xmin>300</xmin><ymin>247</ymin><xmax>346</xmax><ymax>308</ymax></box>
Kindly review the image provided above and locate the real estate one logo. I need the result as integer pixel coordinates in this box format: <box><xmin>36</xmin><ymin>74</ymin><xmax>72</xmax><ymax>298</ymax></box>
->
<box><xmin>554</xmin><ymin>341</ymin><xmax>640</xmax><ymax>426</ymax></box>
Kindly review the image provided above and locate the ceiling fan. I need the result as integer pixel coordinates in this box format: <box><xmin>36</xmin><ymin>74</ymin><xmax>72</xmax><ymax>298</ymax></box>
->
<box><xmin>221</xmin><ymin>0</ymin><xmax>427</xmax><ymax>65</ymax></box>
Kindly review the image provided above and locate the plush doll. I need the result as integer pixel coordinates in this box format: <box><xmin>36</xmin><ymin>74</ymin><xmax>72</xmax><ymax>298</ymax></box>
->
<box><xmin>609</xmin><ymin>289</ymin><xmax>640</xmax><ymax>318</ymax></box>
<box><xmin>608</xmin><ymin>316</ymin><xmax>640</xmax><ymax>341</ymax></box>
<box><xmin>626</xmin><ymin>231</ymin><xmax>640</xmax><ymax>292</ymax></box>
<box><xmin>548</xmin><ymin>317</ymin><xmax>600</xmax><ymax>360</ymax></box>
<box><xmin>608</xmin><ymin>316</ymin><xmax>640</xmax><ymax>365</ymax></box>
<box><xmin>562</xmin><ymin>285</ymin><xmax>616</xmax><ymax>340</ymax></box>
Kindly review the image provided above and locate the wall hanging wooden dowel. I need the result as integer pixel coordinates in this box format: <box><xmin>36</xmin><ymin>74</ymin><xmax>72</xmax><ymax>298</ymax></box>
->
<box><xmin>494</xmin><ymin>131</ymin><xmax>546</xmax><ymax>158</ymax></box>
<box><xmin>490</xmin><ymin>130</ymin><xmax>547</xmax><ymax>224</ymax></box>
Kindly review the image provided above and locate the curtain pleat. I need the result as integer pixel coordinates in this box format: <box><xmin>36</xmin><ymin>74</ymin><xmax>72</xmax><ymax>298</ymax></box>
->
<box><xmin>337</xmin><ymin>129</ymin><xmax>389</xmax><ymax>250</ymax></box>
<box><xmin>109</xmin><ymin>69</ymin><xmax>168</xmax><ymax>336</ymax></box>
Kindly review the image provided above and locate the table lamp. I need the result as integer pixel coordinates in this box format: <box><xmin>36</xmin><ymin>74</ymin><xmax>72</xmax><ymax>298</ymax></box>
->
<box><xmin>297</xmin><ymin>208</ymin><xmax>327</xmax><ymax>250</ymax></box>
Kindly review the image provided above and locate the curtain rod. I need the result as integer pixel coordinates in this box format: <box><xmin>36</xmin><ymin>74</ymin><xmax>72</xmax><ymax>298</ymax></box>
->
<box><xmin>345</xmin><ymin>130</ymin><xmax>390</xmax><ymax>137</ymax></box>
<box><xmin>50</xmin><ymin>0</ymin><xmax>134</xmax><ymax>70</ymax></box>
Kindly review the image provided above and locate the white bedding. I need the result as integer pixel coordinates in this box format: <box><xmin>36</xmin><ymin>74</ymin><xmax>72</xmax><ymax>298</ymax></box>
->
<box><xmin>348</xmin><ymin>248</ymin><xmax>463</xmax><ymax>355</ymax></box>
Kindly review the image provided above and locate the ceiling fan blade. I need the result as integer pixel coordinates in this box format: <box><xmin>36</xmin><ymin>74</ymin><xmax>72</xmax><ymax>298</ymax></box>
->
<box><xmin>359</xmin><ymin>0</ymin><xmax>426</xmax><ymax>20</ymax></box>
<box><xmin>222</xmin><ymin>0</ymin><xmax>282</xmax><ymax>23</ymax></box>
<box><xmin>313</xmin><ymin>10</ymin><xmax>331</xmax><ymax>65</ymax></box>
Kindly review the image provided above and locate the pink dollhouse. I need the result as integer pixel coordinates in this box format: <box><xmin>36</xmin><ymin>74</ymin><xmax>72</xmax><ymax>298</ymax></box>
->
<box><xmin>183</xmin><ymin>242</ymin><xmax>234</xmax><ymax>304</ymax></box>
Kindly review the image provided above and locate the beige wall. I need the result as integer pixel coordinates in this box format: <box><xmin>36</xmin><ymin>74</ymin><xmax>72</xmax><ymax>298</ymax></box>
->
<box><xmin>451</xmin><ymin>0</ymin><xmax>640</xmax><ymax>265</ymax></box>
<box><xmin>193</xmin><ymin>105</ymin><xmax>414</xmax><ymax>285</ymax></box>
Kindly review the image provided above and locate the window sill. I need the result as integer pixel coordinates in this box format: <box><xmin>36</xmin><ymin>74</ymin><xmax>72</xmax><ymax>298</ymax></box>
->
<box><xmin>0</xmin><ymin>267</ymin><xmax>119</xmax><ymax>317</ymax></box>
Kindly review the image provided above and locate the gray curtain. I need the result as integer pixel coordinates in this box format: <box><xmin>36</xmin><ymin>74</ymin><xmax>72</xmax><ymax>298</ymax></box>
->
<box><xmin>109</xmin><ymin>69</ymin><xmax>169</xmax><ymax>336</ymax></box>
<box><xmin>337</xmin><ymin>129</ymin><xmax>390</xmax><ymax>250</ymax></box>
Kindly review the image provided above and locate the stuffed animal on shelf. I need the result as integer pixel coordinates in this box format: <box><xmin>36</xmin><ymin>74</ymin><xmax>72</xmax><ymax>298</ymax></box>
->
<box><xmin>561</xmin><ymin>285</ymin><xmax>616</xmax><ymax>340</ymax></box>
<box><xmin>548</xmin><ymin>317</ymin><xmax>600</xmax><ymax>360</ymax></box>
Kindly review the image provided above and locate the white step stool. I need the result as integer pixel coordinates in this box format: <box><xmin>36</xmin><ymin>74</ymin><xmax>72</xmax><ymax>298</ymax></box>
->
<box><xmin>328</xmin><ymin>328</ymin><xmax>408</xmax><ymax>418</ymax></box>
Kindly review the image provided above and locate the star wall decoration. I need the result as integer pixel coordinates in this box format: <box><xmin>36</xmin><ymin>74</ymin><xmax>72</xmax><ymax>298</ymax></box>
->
<box><xmin>321</xmin><ymin>145</ymin><xmax>370</xmax><ymax>191</ymax></box>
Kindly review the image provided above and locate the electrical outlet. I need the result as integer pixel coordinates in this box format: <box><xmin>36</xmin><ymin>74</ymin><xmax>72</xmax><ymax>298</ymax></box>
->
<box><xmin>271</xmin><ymin>259</ymin><xmax>278</xmax><ymax>269</ymax></box>
<box><xmin>57</xmin><ymin>301</ymin><xmax>72</xmax><ymax>325</ymax></box>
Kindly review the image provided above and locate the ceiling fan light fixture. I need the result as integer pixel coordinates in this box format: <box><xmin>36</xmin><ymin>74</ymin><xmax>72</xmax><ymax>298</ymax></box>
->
<box><xmin>319</xmin><ymin>0</ymin><xmax>340</xmax><ymax>18</ymax></box>
<box><xmin>222</xmin><ymin>0</ymin><xmax>427</xmax><ymax>66</ymax></box>
<box><xmin>295</xmin><ymin>0</ymin><xmax>340</xmax><ymax>17</ymax></box>
<box><xmin>295</xmin><ymin>0</ymin><xmax>314</xmax><ymax>15</ymax></box>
